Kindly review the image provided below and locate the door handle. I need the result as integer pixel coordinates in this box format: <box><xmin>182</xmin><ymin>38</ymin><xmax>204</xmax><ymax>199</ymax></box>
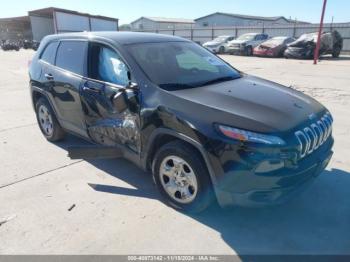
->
<box><xmin>82</xmin><ymin>85</ymin><xmax>100</xmax><ymax>93</ymax></box>
<box><xmin>45</xmin><ymin>73</ymin><xmax>54</xmax><ymax>81</ymax></box>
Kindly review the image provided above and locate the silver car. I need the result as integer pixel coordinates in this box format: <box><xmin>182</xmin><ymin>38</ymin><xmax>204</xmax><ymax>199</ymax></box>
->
<box><xmin>227</xmin><ymin>33</ymin><xmax>269</xmax><ymax>56</ymax></box>
<box><xmin>203</xmin><ymin>35</ymin><xmax>235</xmax><ymax>54</ymax></box>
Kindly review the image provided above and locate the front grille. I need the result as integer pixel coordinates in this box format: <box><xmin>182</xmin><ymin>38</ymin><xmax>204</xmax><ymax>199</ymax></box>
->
<box><xmin>295</xmin><ymin>112</ymin><xmax>333</xmax><ymax>159</ymax></box>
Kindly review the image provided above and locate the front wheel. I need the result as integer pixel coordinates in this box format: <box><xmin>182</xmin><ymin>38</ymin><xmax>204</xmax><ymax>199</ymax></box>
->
<box><xmin>152</xmin><ymin>141</ymin><xmax>214</xmax><ymax>213</ymax></box>
<box><xmin>332</xmin><ymin>46</ymin><xmax>341</xmax><ymax>58</ymax></box>
<box><xmin>245</xmin><ymin>46</ymin><xmax>253</xmax><ymax>56</ymax></box>
<box><xmin>218</xmin><ymin>46</ymin><xmax>225</xmax><ymax>54</ymax></box>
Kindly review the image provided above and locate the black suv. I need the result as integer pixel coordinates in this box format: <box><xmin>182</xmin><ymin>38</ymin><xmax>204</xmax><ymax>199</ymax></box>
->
<box><xmin>29</xmin><ymin>32</ymin><xmax>334</xmax><ymax>212</ymax></box>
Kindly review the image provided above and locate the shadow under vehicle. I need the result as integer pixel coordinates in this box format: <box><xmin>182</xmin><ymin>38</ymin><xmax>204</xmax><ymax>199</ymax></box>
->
<box><xmin>56</xmin><ymin>134</ymin><xmax>350</xmax><ymax>255</ymax></box>
<box><xmin>284</xmin><ymin>31</ymin><xmax>343</xmax><ymax>59</ymax></box>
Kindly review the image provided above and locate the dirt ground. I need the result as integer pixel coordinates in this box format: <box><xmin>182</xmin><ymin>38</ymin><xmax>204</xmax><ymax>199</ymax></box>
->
<box><xmin>0</xmin><ymin>50</ymin><xmax>349</xmax><ymax>255</ymax></box>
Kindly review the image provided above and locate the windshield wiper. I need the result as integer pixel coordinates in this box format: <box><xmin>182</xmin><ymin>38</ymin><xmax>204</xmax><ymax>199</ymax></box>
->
<box><xmin>199</xmin><ymin>76</ymin><xmax>239</xmax><ymax>87</ymax></box>
<box><xmin>159</xmin><ymin>83</ymin><xmax>196</xmax><ymax>91</ymax></box>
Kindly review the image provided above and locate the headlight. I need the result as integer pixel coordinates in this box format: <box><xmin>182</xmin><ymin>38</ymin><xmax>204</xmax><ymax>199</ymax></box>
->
<box><xmin>216</xmin><ymin>124</ymin><xmax>286</xmax><ymax>145</ymax></box>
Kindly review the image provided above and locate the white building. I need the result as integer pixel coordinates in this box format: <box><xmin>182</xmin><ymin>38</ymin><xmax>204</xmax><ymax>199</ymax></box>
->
<box><xmin>28</xmin><ymin>7</ymin><xmax>119</xmax><ymax>41</ymax></box>
<box><xmin>195</xmin><ymin>12</ymin><xmax>309</xmax><ymax>27</ymax></box>
<box><xmin>130</xmin><ymin>17</ymin><xmax>195</xmax><ymax>31</ymax></box>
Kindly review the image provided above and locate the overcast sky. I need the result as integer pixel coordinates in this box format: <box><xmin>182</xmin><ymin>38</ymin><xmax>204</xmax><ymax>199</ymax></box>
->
<box><xmin>1</xmin><ymin>0</ymin><xmax>349</xmax><ymax>24</ymax></box>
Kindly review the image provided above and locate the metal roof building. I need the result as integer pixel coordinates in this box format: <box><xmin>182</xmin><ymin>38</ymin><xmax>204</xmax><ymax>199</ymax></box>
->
<box><xmin>195</xmin><ymin>12</ymin><xmax>310</xmax><ymax>27</ymax></box>
<box><xmin>1</xmin><ymin>7</ymin><xmax>119</xmax><ymax>42</ymax></box>
<box><xmin>130</xmin><ymin>17</ymin><xmax>195</xmax><ymax>30</ymax></box>
<box><xmin>0</xmin><ymin>16</ymin><xmax>32</xmax><ymax>41</ymax></box>
<box><xmin>28</xmin><ymin>7</ymin><xmax>119</xmax><ymax>41</ymax></box>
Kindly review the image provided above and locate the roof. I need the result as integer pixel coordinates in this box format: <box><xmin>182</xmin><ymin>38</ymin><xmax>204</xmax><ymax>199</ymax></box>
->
<box><xmin>28</xmin><ymin>7</ymin><xmax>118</xmax><ymax>22</ymax></box>
<box><xmin>195</xmin><ymin>12</ymin><xmax>289</xmax><ymax>22</ymax></box>
<box><xmin>131</xmin><ymin>16</ymin><xmax>195</xmax><ymax>24</ymax></box>
<box><xmin>41</xmin><ymin>31</ymin><xmax>189</xmax><ymax>45</ymax></box>
<box><xmin>0</xmin><ymin>16</ymin><xmax>30</xmax><ymax>23</ymax></box>
<box><xmin>286</xmin><ymin>19</ymin><xmax>311</xmax><ymax>24</ymax></box>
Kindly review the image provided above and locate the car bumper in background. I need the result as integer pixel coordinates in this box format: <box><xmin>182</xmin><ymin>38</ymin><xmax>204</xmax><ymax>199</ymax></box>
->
<box><xmin>253</xmin><ymin>49</ymin><xmax>275</xmax><ymax>57</ymax></box>
<box><xmin>227</xmin><ymin>46</ymin><xmax>244</xmax><ymax>54</ymax></box>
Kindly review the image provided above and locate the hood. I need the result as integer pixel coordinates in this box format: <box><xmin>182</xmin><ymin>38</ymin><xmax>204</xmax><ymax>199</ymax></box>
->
<box><xmin>169</xmin><ymin>75</ymin><xmax>325</xmax><ymax>134</ymax></box>
<box><xmin>229</xmin><ymin>40</ymin><xmax>246</xmax><ymax>45</ymax></box>
<box><xmin>260</xmin><ymin>42</ymin><xmax>281</xmax><ymax>49</ymax></box>
<box><xmin>204</xmin><ymin>41</ymin><xmax>221</xmax><ymax>46</ymax></box>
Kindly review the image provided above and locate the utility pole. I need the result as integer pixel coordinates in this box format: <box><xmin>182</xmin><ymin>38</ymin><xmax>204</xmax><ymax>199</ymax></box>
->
<box><xmin>314</xmin><ymin>0</ymin><xmax>328</xmax><ymax>65</ymax></box>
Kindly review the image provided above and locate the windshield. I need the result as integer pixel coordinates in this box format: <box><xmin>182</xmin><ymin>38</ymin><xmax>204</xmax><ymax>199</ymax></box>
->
<box><xmin>237</xmin><ymin>34</ymin><xmax>256</xmax><ymax>41</ymax></box>
<box><xmin>127</xmin><ymin>41</ymin><xmax>241</xmax><ymax>91</ymax></box>
<box><xmin>263</xmin><ymin>37</ymin><xmax>287</xmax><ymax>45</ymax></box>
<box><xmin>213</xmin><ymin>36</ymin><xmax>228</xmax><ymax>42</ymax></box>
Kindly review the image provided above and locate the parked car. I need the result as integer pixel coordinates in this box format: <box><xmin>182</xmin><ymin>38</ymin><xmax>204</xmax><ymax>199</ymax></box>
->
<box><xmin>29</xmin><ymin>32</ymin><xmax>334</xmax><ymax>213</ymax></box>
<box><xmin>284</xmin><ymin>31</ymin><xmax>343</xmax><ymax>59</ymax></box>
<box><xmin>31</xmin><ymin>40</ymin><xmax>40</xmax><ymax>51</ymax></box>
<box><xmin>1</xmin><ymin>40</ymin><xmax>20</xmax><ymax>51</ymax></box>
<box><xmin>227</xmin><ymin>33</ymin><xmax>269</xmax><ymax>56</ymax></box>
<box><xmin>203</xmin><ymin>35</ymin><xmax>235</xmax><ymax>54</ymax></box>
<box><xmin>253</xmin><ymin>36</ymin><xmax>295</xmax><ymax>57</ymax></box>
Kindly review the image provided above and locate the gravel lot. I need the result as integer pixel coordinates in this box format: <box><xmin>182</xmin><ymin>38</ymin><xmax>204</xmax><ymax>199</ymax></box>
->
<box><xmin>0</xmin><ymin>50</ymin><xmax>349</xmax><ymax>255</ymax></box>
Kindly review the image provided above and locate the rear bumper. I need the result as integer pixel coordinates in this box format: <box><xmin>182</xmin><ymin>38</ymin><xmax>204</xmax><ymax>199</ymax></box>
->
<box><xmin>211</xmin><ymin>137</ymin><xmax>334</xmax><ymax>207</ymax></box>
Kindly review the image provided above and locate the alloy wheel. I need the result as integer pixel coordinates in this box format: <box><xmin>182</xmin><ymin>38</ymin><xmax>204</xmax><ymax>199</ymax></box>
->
<box><xmin>159</xmin><ymin>156</ymin><xmax>198</xmax><ymax>204</ymax></box>
<box><xmin>38</xmin><ymin>104</ymin><xmax>54</xmax><ymax>137</ymax></box>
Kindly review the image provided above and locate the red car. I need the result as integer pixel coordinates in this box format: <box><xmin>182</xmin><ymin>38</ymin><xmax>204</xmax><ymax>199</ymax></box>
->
<box><xmin>254</xmin><ymin>37</ymin><xmax>295</xmax><ymax>57</ymax></box>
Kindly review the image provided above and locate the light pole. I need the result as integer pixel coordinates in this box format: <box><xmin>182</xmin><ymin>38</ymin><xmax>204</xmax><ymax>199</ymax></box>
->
<box><xmin>314</xmin><ymin>0</ymin><xmax>328</xmax><ymax>65</ymax></box>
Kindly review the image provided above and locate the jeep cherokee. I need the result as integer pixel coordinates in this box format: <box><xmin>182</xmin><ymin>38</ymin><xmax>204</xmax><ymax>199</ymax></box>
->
<box><xmin>29</xmin><ymin>32</ymin><xmax>334</xmax><ymax>212</ymax></box>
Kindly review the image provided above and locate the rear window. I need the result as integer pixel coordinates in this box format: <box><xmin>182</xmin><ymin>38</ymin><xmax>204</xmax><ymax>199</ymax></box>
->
<box><xmin>55</xmin><ymin>41</ymin><xmax>88</xmax><ymax>75</ymax></box>
<box><xmin>40</xmin><ymin>42</ymin><xmax>59</xmax><ymax>64</ymax></box>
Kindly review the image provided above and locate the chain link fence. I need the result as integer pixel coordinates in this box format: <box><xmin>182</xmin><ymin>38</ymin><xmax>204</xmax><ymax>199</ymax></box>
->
<box><xmin>133</xmin><ymin>23</ymin><xmax>350</xmax><ymax>52</ymax></box>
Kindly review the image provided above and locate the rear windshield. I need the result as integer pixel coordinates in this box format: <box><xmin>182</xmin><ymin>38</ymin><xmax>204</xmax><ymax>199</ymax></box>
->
<box><xmin>127</xmin><ymin>41</ymin><xmax>240</xmax><ymax>91</ymax></box>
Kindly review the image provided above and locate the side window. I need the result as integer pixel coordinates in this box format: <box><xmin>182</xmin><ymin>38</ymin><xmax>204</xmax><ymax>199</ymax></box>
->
<box><xmin>40</xmin><ymin>42</ymin><xmax>59</xmax><ymax>64</ymax></box>
<box><xmin>286</xmin><ymin>38</ymin><xmax>294</xmax><ymax>44</ymax></box>
<box><xmin>88</xmin><ymin>43</ymin><xmax>129</xmax><ymax>86</ymax></box>
<box><xmin>262</xmin><ymin>34</ymin><xmax>268</xmax><ymax>40</ymax></box>
<box><xmin>56</xmin><ymin>41</ymin><xmax>87</xmax><ymax>75</ymax></box>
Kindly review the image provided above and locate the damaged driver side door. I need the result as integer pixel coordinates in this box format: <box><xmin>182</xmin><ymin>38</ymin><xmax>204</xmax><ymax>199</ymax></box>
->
<box><xmin>80</xmin><ymin>41</ymin><xmax>140</xmax><ymax>153</ymax></box>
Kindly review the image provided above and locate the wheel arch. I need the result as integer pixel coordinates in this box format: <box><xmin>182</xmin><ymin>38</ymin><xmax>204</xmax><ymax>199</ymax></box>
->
<box><xmin>31</xmin><ymin>86</ymin><xmax>60</xmax><ymax>124</ymax></box>
<box><xmin>143</xmin><ymin>128</ymin><xmax>218</xmax><ymax>188</ymax></box>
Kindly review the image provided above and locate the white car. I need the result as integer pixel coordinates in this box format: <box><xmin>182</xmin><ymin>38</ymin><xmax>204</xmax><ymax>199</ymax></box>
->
<box><xmin>227</xmin><ymin>33</ymin><xmax>269</xmax><ymax>56</ymax></box>
<box><xmin>203</xmin><ymin>35</ymin><xmax>235</xmax><ymax>54</ymax></box>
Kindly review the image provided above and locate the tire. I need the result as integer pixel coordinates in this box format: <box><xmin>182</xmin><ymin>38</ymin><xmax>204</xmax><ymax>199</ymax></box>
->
<box><xmin>35</xmin><ymin>97</ymin><xmax>65</xmax><ymax>142</ymax></box>
<box><xmin>246</xmin><ymin>46</ymin><xmax>253</xmax><ymax>56</ymax></box>
<box><xmin>332</xmin><ymin>46</ymin><xmax>341</xmax><ymax>58</ymax></box>
<box><xmin>218</xmin><ymin>46</ymin><xmax>225</xmax><ymax>54</ymax></box>
<box><xmin>152</xmin><ymin>141</ymin><xmax>214</xmax><ymax>213</ymax></box>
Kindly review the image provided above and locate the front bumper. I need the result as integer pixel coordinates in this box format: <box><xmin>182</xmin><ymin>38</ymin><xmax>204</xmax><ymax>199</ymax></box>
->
<box><xmin>284</xmin><ymin>48</ymin><xmax>313</xmax><ymax>59</ymax></box>
<box><xmin>253</xmin><ymin>49</ymin><xmax>275</xmax><ymax>57</ymax></box>
<box><xmin>227</xmin><ymin>45</ymin><xmax>245</xmax><ymax>54</ymax></box>
<box><xmin>211</xmin><ymin>137</ymin><xmax>334</xmax><ymax>207</ymax></box>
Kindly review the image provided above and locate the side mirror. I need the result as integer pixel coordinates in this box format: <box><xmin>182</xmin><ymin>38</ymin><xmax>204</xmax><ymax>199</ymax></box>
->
<box><xmin>112</xmin><ymin>91</ymin><xmax>128</xmax><ymax>113</ymax></box>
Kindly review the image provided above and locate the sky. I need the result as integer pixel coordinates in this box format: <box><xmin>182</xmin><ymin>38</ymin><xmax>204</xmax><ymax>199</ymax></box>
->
<box><xmin>1</xmin><ymin>0</ymin><xmax>349</xmax><ymax>25</ymax></box>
